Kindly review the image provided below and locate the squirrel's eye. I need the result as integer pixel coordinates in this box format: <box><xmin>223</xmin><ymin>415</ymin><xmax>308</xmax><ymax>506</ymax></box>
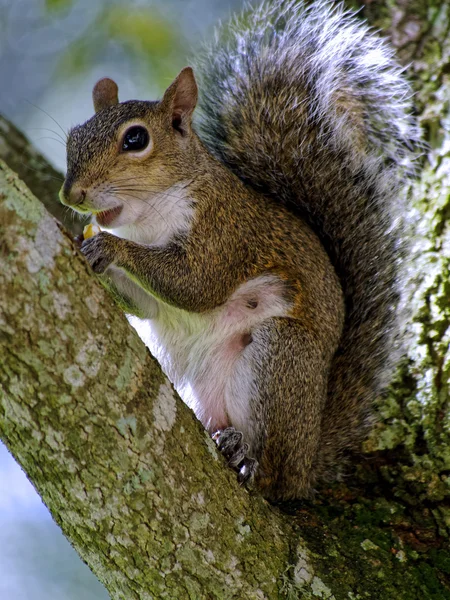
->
<box><xmin>122</xmin><ymin>126</ymin><xmax>150</xmax><ymax>152</ymax></box>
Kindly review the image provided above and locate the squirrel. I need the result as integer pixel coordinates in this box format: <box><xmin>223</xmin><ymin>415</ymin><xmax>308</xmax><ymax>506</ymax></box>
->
<box><xmin>59</xmin><ymin>0</ymin><xmax>420</xmax><ymax>501</ymax></box>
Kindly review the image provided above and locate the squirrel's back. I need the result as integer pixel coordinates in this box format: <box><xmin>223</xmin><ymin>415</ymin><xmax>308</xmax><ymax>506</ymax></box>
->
<box><xmin>196</xmin><ymin>0</ymin><xmax>420</xmax><ymax>475</ymax></box>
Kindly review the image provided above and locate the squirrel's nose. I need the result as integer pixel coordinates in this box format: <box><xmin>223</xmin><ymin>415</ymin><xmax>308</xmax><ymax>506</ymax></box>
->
<box><xmin>59</xmin><ymin>183</ymin><xmax>86</xmax><ymax>207</ymax></box>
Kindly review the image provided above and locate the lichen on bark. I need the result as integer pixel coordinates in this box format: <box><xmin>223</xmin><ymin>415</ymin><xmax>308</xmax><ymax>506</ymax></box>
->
<box><xmin>1</xmin><ymin>134</ymin><xmax>449</xmax><ymax>598</ymax></box>
<box><xmin>350</xmin><ymin>0</ymin><xmax>450</xmax><ymax>516</ymax></box>
<box><xmin>0</xmin><ymin>159</ymin><xmax>292</xmax><ymax>599</ymax></box>
<box><xmin>1</xmin><ymin>0</ymin><xmax>450</xmax><ymax>596</ymax></box>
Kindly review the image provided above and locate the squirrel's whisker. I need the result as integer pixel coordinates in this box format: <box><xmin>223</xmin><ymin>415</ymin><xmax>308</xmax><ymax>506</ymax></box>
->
<box><xmin>25</xmin><ymin>100</ymin><xmax>68</xmax><ymax>141</ymax></box>
<box><xmin>29</xmin><ymin>127</ymin><xmax>67</xmax><ymax>145</ymax></box>
<box><xmin>34</xmin><ymin>136</ymin><xmax>66</xmax><ymax>147</ymax></box>
<box><xmin>109</xmin><ymin>186</ymin><xmax>188</xmax><ymax>205</ymax></box>
<box><xmin>114</xmin><ymin>191</ymin><xmax>172</xmax><ymax>229</ymax></box>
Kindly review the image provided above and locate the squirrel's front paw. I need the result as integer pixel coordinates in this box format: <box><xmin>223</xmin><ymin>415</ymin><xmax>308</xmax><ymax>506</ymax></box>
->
<box><xmin>213</xmin><ymin>427</ymin><xmax>258</xmax><ymax>485</ymax></box>
<box><xmin>81</xmin><ymin>231</ymin><xmax>117</xmax><ymax>274</ymax></box>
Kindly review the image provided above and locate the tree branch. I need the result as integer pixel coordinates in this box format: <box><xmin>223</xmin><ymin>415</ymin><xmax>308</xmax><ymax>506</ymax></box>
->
<box><xmin>0</xmin><ymin>159</ymin><xmax>293</xmax><ymax>598</ymax></box>
<box><xmin>0</xmin><ymin>115</ymin><xmax>84</xmax><ymax>236</ymax></box>
<box><xmin>1</xmin><ymin>127</ymin><xmax>448</xmax><ymax>599</ymax></box>
<box><xmin>1</xmin><ymin>0</ymin><xmax>450</xmax><ymax>595</ymax></box>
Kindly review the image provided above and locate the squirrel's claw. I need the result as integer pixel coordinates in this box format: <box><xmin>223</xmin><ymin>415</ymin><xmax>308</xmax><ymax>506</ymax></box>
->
<box><xmin>81</xmin><ymin>231</ymin><xmax>116</xmax><ymax>274</ymax></box>
<box><xmin>237</xmin><ymin>457</ymin><xmax>258</xmax><ymax>485</ymax></box>
<box><xmin>214</xmin><ymin>427</ymin><xmax>258</xmax><ymax>486</ymax></box>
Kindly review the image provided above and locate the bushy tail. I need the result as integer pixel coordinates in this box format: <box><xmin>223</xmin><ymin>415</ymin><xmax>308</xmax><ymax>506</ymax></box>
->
<box><xmin>196</xmin><ymin>1</ymin><xmax>420</xmax><ymax>474</ymax></box>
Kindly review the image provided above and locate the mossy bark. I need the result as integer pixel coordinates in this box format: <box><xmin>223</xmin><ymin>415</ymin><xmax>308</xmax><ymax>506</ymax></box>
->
<box><xmin>349</xmin><ymin>0</ymin><xmax>450</xmax><ymax>522</ymax></box>
<box><xmin>0</xmin><ymin>160</ymin><xmax>291</xmax><ymax>599</ymax></box>
<box><xmin>0</xmin><ymin>1</ymin><xmax>450</xmax><ymax>597</ymax></box>
<box><xmin>2</xmin><ymin>153</ymin><xmax>448</xmax><ymax>600</ymax></box>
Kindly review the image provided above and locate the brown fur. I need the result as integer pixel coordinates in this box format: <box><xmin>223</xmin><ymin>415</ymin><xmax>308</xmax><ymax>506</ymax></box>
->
<box><xmin>60</xmin><ymin>0</ymin><xmax>420</xmax><ymax>500</ymax></box>
<box><xmin>61</xmin><ymin>71</ymin><xmax>345</xmax><ymax>499</ymax></box>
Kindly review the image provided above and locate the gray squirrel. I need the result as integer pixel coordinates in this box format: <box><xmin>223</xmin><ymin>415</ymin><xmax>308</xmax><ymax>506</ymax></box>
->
<box><xmin>60</xmin><ymin>0</ymin><xmax>420</xmax><ymax>500</ymax></box>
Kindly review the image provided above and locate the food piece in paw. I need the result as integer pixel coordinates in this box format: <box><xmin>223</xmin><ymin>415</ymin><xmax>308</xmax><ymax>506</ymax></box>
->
<box><xmin>83</xmin><ymin>223</ymin><xmax>102</xmax><ymax>240</ymax></box>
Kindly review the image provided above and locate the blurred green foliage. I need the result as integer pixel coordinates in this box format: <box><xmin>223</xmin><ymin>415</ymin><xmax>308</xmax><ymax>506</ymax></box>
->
<box><xmin>55</xmin><ymin>3</ymin><xmax>185</xmax><ymax>91</ymax></box>
<box><xmin>45</xmin><ymin>0</ymin><xmax>73</xmax><ymax>11</ymax></box>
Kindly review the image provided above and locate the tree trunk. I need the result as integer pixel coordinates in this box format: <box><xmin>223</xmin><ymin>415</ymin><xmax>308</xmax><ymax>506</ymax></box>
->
<box><xmin>1</xmin><ymin>2</ymin><xmax>449</xmax><ymax>598</ymax></box>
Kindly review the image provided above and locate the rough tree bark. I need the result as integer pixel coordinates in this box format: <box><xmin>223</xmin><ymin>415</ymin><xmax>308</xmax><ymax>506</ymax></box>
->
<box><xmin>0</xmin><ymin>1</ymin><xmax>449</xmax><ymax>598</ymax></box>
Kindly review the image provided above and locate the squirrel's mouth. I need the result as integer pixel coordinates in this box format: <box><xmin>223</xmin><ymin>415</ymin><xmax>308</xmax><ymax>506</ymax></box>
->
<box><xmin>95</xmin><ymin>206</ymin><xmax>123</xmax><ymax>227</ymax></box>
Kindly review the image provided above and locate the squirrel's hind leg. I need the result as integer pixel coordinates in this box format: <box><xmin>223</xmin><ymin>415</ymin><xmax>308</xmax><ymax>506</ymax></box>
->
<box><xmin>225</xmin><ymin>317</ymin><xmax>331</xmax><ymax>501</ymax></box>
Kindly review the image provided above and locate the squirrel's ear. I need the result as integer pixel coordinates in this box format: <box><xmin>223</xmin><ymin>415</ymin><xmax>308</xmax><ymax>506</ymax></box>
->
<box><xmin>93</xmin><ymin>78</ymin><xmax>119</xmax><ymax>113</ymax></box>
<box><xmin>161</xmin><ymin>67</ymin><xmax>198</xmax><ymax>134</ymax></box>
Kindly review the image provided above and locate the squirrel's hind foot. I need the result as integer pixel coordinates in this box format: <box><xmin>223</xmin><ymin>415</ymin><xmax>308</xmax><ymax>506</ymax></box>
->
<box><xmin>213</xmin><ymin>427</ymin><xmax>258</xmax><ymax>485</ymax></box>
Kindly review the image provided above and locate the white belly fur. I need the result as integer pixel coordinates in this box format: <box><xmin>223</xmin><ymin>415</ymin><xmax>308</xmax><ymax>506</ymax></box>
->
<box><xmin>126</xmin><ymin>275</ymin><xmax>291</xmax><ymax>432</ymax></box>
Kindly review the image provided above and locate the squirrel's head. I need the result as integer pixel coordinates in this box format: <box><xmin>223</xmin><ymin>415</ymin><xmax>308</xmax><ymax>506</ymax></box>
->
<box><xmin>60</xmin><ymin>67</ymin><xmax>199</xmax><ymax>233</ymax></box>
